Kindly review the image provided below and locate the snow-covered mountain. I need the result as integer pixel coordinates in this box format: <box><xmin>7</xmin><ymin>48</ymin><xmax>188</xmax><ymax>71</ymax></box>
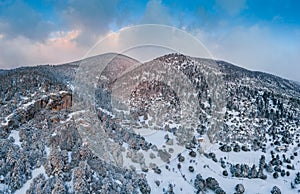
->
<box><xmin>0</xmin><ymin>53</ymin><xmax>299</xmax><ymax>194</ymax></box>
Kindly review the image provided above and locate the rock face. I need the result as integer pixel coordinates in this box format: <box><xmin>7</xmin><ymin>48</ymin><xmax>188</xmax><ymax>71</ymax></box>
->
<box><xmin>49</xmin><ymin>93</ymin><xmax>73</xmax><ymax>111</ymax></box>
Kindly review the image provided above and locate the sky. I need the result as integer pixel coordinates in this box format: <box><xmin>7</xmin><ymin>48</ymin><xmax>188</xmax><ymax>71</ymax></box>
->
<box><xmin>0</xmin><ymin>0</ymin><xmax>299</xmax><ymax>81</ymax></box>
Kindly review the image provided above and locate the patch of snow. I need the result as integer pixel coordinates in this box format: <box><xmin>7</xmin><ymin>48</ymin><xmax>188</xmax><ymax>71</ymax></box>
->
<box><xmin>59</xmin><ymin>90</ymin><xmax>68</xmax><ymax>95</ymax></box>
<box><xmin>1</xmin><ymin>113</ymin><xmax>13</xmax><ymax>126</ymax></box>
<box><xmin>20</xmin><ymin>96</ymin><xmax>29</xmax><ymax>100</ymax></box>
<box><xmin>143</xmin><ymin>140</ymin><xmax>298</xmax><ymax>194</ymax></box>
<box><xmin>8</xmin><ymin>130</ymin><xmax>22</xmax><ymax>147</ymax></box>
<box><xmin>60</xmin><ymin>110</ymin><xmax>86</xmax><ymax>124</ymax></box>
<box><xmin>67</xmin><ymin>82</ymin><xmax>74</xmax><ymax>91</ymax></box>
<box><xmin>23</xmin><ymin>100</ymin><xmax>35</xmax><ymax>108</ymax></box>
<box><xmin>115</xmin><ymin>180</ymin><xmax>122</xmax><ymax>185</ymax></box>
<box><xmin>45</xmin><ymin>146</ymin><xmax>51</xmax><ymax>157</ymax></box>
<box><xmin>0</xmin><ymin>184</ymin><xmax>8</xmax><ymax>192</ymax></box>
<box><xmin>66</xmin><ymin>171</ymin><xmax>74</xmax><ymax>193</ymax></box>
<box><xmin>145</xmin><ymin>161</ymin><xmax>195</xmax><ymax>193</ymax></box>
<box><xmin>39</xmin><ymin>87</ymin><xmax>45</xmax><ymax>93</ymax></box>
<box><xmin>68</xmin><ymin>151</ymin><xmax>72</xmax><ymax>163</ymax></box>
<box><xmin>122</xmin><ymin>128</ymin><xmax>186</xmax><ymax>171</ymax></box>
<box><xmin>30</xmin><ymin>92</ymin><xmax>36</xmax><ymax>97</ymax></box>
<box><xmin>15</xmin><ymin>166</ymin><xmax>47</xmax><ymax>194</ymax></box>
<box><xmin>203</xmin><ymin>101</ymin><xmax>210</xmax><ymax>108</ymax></box>
<box><xmin>97</xmin><ymin>107</ymin><xmax>115</xmax><ymax>118</ymax></box>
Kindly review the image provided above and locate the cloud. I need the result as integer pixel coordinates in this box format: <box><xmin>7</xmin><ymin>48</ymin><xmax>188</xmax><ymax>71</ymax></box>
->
<box><xmin>214</xmin><ymin>0</ymin><xmax>247</xmax><ymax>16</ymax></box>
<box><xmin>0</xmin><ymin>0</ymin><xmax>126</xmax><ymax>44</ymax></box>
<box><xmin>0</xmin><ymin>29</ymin><xmax>86</xmax><ymax>68</ymax></box>
<box><xmin>0</xmin><ymin>0</ymin><xmax>131</xmax><ymax>68</ymax></box>
<box><xmin>140</xmin><ymin>0</ymin><xmax>172</xmax><ymax>25</ymax></box>
<box><xmin>193</xmin><ymin>25</ymin><xmax>300</xmax><ymax>81</ymax></box>
<box><xmin>54</xmin><ymin>0</ymin><xmax>122</xmax><ymax>46</ymax></box>
<box><xmin>0</xmin><ymin>0</ymin><xmax>299</xmax><ymax>83</ymax></box>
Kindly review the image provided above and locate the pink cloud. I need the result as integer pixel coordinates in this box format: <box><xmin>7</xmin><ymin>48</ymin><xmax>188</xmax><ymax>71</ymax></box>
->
<box><xmin>0</xmin><ymin>30</ymin><xmax>87</xmax><ymax>68</ymax></box>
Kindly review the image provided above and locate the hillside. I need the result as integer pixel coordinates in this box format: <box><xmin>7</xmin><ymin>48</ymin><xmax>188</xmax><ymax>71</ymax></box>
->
<box><xmin>0</xmin><ymin>53</ymin><xmax>299</xmax><ymax>194</ymax></box>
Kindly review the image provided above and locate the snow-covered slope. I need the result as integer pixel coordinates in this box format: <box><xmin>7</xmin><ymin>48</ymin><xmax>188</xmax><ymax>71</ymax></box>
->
<box><xmin>0</xmin><ymin>53</ymin><xmax>299</xmax><ymax>194</ymax></box>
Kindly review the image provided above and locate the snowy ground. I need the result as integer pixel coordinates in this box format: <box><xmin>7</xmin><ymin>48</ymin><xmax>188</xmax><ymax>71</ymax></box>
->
<box><xmin>122</xmin><ymin>127</ymin><xmax>300</xmax><ymax>194</ymax></box>
<box><xmin>144</xmin><ymin>146</ymin><xmax>298</xmax><ymax>193</ymax></box>
<box><xmin>8</xmin><ymin>130</ymin><xmax>22</xmax><ymax>147</ymax></box>
<box><xmin>14</xmin><ymin>166</ymin><xmax>47</xmax><ymax>194</ymax></box>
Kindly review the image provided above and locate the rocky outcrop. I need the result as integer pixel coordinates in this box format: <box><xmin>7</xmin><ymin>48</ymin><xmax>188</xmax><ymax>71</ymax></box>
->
<box><xmin>48</xmin><ymin>92</ymin><xmax>72</xmax><ymax>111</ymax></box>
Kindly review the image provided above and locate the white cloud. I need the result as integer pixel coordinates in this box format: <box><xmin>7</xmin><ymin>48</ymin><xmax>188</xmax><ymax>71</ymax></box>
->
<box><xmin>140</xmin><ymin>0</ymin><xmax>172</xmax><ymax>25</ymax></box>
<box><xmin>214</xmin><ymin>0</ymin><xmax>247</xmax><ymax>16</ymax></box>
<box><xmin>0</xmin><ymin>0</ymin><xmax>299</xmax><ymax>83</ymax></box>
<box><xmin>193</xmin><ymin>25</ymin><xmax>300</xmax><ymax>81</ymax></box>
<box><xmin>57</xmin><ymin>0</ymin><xmax>121</xmax><ymax>46</ymax></box>
<box><xmin>0</xmin><ymin>30</ymin><xmax>87</xmax><ymax>68</ymax></box>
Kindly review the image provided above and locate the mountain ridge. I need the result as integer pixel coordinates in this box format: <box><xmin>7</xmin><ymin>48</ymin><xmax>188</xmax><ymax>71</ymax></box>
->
<box><xmin>0</xmin><ymin>53</ymin><xmax>299</xmax><ymax>193</ymax></box>
<box><xmin>1</xmin><ymin>52</ymin><xmax>299</xmax><ymax>87</ymax></box>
